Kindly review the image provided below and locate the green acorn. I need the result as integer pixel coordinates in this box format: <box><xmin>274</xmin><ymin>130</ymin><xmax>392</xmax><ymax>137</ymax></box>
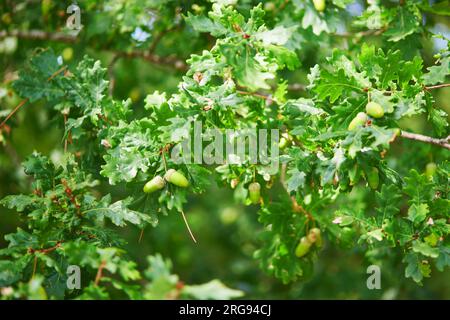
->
<box><xmin>164</xmin><ymin>169</ymin><xmax>189</xmax><ymax>188</ymax></box>
<box><xmin>425</xmin><ymin>162</ymin><xmax>437</xmax><ymax>179</ymax></box>
<box><xmin>348</xmin><ymin>112</ymin><xmax>368</xmax><ymax>131</ymax></box>
<box><xmin>366</xmin><ymin>101</ymin><xmax>384</xmax><ymax>118</ymax></box>
<box><xmin>279</xmin><ymin>137</ymin><xmax>289</xmax><ymax>150</ymax></box>
<box><xmin>313</xmin><ymin>0</ymin><xmax>326</xmax><ymax>12</ymax></box>
<box><xmin>367</xmin><ymin>167</ymin><xmax>379</xmax><ymax>190</ymax></box>
<box><xmin>295</xmin><ymin>236</ymin><xmax>312</xmax><ymax>258</ymax></box>
<box><xmin>248</xmin><ymin>182</ymin><xmax>261</xmax><ymax>204</ymax></box>
<box><xmin>307</xmin><ymin>228</ymin><xmax>323</xmax><ymax>247</ymax></box>
<box><xmin>143</xmin><ymin>176</ymin><xmax>165</xmax><ymax>193</ymax></box>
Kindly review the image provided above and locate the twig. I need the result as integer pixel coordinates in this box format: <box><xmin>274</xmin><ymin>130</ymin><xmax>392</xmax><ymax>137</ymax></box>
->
<box><xmin>180</xmin><ymin>210</ymin><xmax>197</xmax><ymax>244</ymax></box>
<box><xmin>107</xmin><ymin>54</ymin><xmax>121</xmax><ymax>97</ymax></box>
<box><xmin>335</xmin><ymin>28</ymin><xmax>386</xmax><ymax>38</ymax></box>
<box><xmin>280</xmin><ymin>163</ymin><xmax>314</xmax><ymax>221</ymax></box>
<box><xmin>0</xmin><ymin>29</ymin><xmax>187</xmax><ymax>70</ymax></box>
<box><xmin>0</xmin><ymin>98</ymin><xmax>29</xmax><ymax>129</ymax></box>
<box><xmin>116</xmin><ymin>51</ymin><xmax>187</xmax><ymax>71</ymax></box>
<box><xmin>400</xmin><ymin>131</ymin><xmax>450</xmax><ymax>150</ymax></box>
<box><xmin>148</xmin><ymin>25</ymin><xmax>180</xmax><ymax>54</ymax></box>
<box><xmin>94</xmin><ymin>260</ymin><xmax>107</xmax><ymax>286</ymax></box>
<box><xmin>236</xmin><ymin>90</ymin><xmax>273</xmax><ymax>101</ymax></box>
<box><xmin>138</xmin><ymin>228</ymin><xmax>145</xmax><ymax>244</ymax></box>
<box><xmin>32</xmin><ymin>255</ymin><xmax>38</xmax><ymax>280</ymax></box>
<box><xmin>425</xmin><ymin>83</ymin><xmax>450</xmax><ymax>90</ymax></box>
<box><xmin>0</xmin><ymin>65</ymin><xmax>67</xmax><ymax>129</ymax></box>
<box><xmin>287</xmin><ymin>83</ymin><xmax>307</xmax><ymax>91</ymax></box>
<box><xmin>383</xmin><ymin>83</ymin><xmax>450</xmax><ymax>94</ymax></box>
<box><xmin>0</xmin><ymin>29</ymin><xmax>77</xmax><ymax>43</ymax></box>
<box><xmin>28</xmin><ymin>241</ymin><xmax>62</xmax><ymax>255</ymax></box>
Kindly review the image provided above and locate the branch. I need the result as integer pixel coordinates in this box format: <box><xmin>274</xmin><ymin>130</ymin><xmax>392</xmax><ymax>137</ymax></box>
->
<box><xmin>425</xmin><ymin>83</ymin><xmax>450</xmax><ymax>90</ymax></box>
<box><xmin>280</xmin><ymin>163</ymin><xmax>314</xmax><ymax>221</ymax></box>
<box><xmin>400</xmin><ymin>131</ymin><xmax>450</xmax><ymax>150</ymax></box>
<box><xmin>116</xmin><ymin>50</ymin><xmax>187</xmax><ymax>71</ymax></box>
<box><xmin>334</xmin><ymin>28</ymin><xmax>386</xmax><ymax>38</ymax></box>
<box><xmin>94</xmin><ymin>260</ymin><xmax>107</xmax><ymax>286</ymax></box>
<box><xmin>28</xmin><ymin>241</ymin><xmax>62</xmax><ymax>254</ymax></box>
<box><xmin>236</xmin><ymin>90</ymin><xmax>273</xmax><ymax>101</ymax></box>
<box><xmin>148</xmin><ymin>25</ymin><xmax>181</xmax><ymax>54</ymax></box>
<box><xmin>0</xmin><ymin>29</ymin><xmax>187</xmax><ymax>70</ymax></box>
<box><xmin>0</xmin><ymin>29</ymin><xmax>77</xmax><ymax>43</ymax></box>
<box><xmin>287</xmin><ymin>83</ymin><xmax>307</xmax><ymax>91</ymax></box>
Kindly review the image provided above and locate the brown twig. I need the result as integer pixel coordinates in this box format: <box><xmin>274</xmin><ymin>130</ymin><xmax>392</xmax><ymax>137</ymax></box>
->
<box><xmin>425</xmin><ymin>83</ymin><xmax>450</xmax><ymax>90</ymax></box>
<box><xmin>28</xmin><ymin>241</ymin><xmax>62</xmax><ymax>255</ymax></box>
<box><xmin>280</xmin><ymin>163</ymin><xmax>314</xmax><ymax>221</ymax></box>
<box><xmin>116</xmin><ymin>51</ymin><xmax>187</xmax><ymax>71</ymax></box>
<box><xmin>148</xmin><ymin>25</ymin><xmax>180</xmax><ymax>54</ymax></box>
<box><xmin>0</xmin><ymin>29</ymin><xmax>187</xmax><ymax>70</ymax></box>
<box><xmin>107</xmin><ymin>54</ymin><xmax>121</xmax><ymax>97</ymax></box>
<box><xmin>94</xmin><ymin>260</ymin><xmax>107</xmax><ymax>286</ymax></box>
<box><xmin>236</xmin><ymin>90</ymin><xmax>273</xmax><ymax>101</ymax></box>
<box><xmin>0</xmin><ymin>29</ymin><xmax>77</xmax><ymax>43</ymax></box>
<box><xmin>287</xmin><ymin>83</ymin><xmax>307</xmax><ymax>91</ymax></box>
<box><xmin>335</xmin><ymin>28</ymin><xmax>386</xmax><ymax>38</ymax></box>
<box><xmin>400</xmin><ymin>131</ymin><xmax>450</xmax><ymax>150</ymax></box>
<box><xmin>383</xmin><ymin>83</ymin><xmax>450</xmax><ymax>94</ymax></box>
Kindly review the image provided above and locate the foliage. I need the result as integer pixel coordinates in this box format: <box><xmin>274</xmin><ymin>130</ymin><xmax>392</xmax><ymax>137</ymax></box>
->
<box><xmin>0</xmin><ymin>0</ymin><xmax>449</xmax><ymax>299</ymax></box>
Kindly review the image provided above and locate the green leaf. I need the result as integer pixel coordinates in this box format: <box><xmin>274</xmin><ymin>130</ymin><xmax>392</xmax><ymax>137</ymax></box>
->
<box><xmin>412</xmin><ymin>241</ymin><xmax>439</xmax><ymax>258</ymax></box>
<box><xmin>286</xmin><ymin>168</ymin><xmax>306</xmax><ymax>193</ymax></box>
<box><xmin>407</xmin><ymin>203</ymin><xmax>429</xmax><ymax>225</ymax></box>
<box><xmin>404</xmin><ymin>253</ymin><xmax>423</xmax><ymax>284</ymax></box>
<box><xmin>12</xmin><ymin>49</ymin><xmax>64</xmax><ymax>102</ymax></box>
<box><xmin>85</xmin><ymin>198</ymin><xmax>157</xmax><ymax>228</ymax></box>
<box><xmin>436</xmin><ymin>247</ymin><xmax>450</xmax><ymax>271</ymax></box>
<box><xmin>313</xmin><ymin>69</ymin><xmax>362</xmax><ymax>103</ymax></box>
<box><xmin>422</xmin><ymin>57</ymin><xmax>450</xmax><ymax>85</ymax></box>
<box><xmin>384</xmin><ymin>6</ymin><xmax>421</xmax><ymax>42</ymax></box>
<box><xmin>185</xmin><ymin>13</ymin><xmax>228</xmax><ymax>37</ymax></box>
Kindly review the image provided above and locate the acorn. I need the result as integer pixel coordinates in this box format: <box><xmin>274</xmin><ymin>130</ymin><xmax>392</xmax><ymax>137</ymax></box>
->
<box><xmin>348</xmin><ymin>112</ymin><xmax>368</xmax><ymax>131</ymax></box>
<box><xmin>425</xmin><ymin>162</ymin><xmax>437</xmax><ymax>179</ymax></box>
<box><xmin>248</xmin><ymin>182</ymin><xmax>261</xmax><ymax>204</ymax></box>
<box><xmin>62</xmin><ymin>47</ymin><xmax>74</xmax><ymax>61</ymax></box>
<box><xmin>307</xmin><ymin>228</ymin><xmax>323</xmax><ymax>247</ymax></box>
<box><xmin>313</xmin><ymin>0</ymin><xmax>326</xmax><ymax>12</ymax></box>
<box><xmin>367</xmin><ymin>167</ymin><xmax>379</xmax><ymax>190</ymax></box>
<box><xmin>143</xmin><ymin>176</ymin><xmax>165</xmax><ymax>193</ymax></box>
<box><xmin>295</xmin><ymin>236</ymin><xmax>312</xmax><ymax>258</ymax></box>
<box><xmin>366</xmin><ymin>101</ymin><xmax>384</xmax><ymax>118</ymax></box>
<box><xmin>279</xmin><ymin>137</ymin><xmax>289</xmax><ymax>150</ymax></box>
<box><xmin>164</xmin><ymin>169</ymin><xmax>189</xmax><ymax>188</ymax></box>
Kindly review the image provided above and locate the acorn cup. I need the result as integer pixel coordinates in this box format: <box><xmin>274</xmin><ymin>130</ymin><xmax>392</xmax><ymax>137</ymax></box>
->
<box><xmin>295</xmin><ymin>236</ymin><xmax>312</xmax><ymax>258</ymax></box>
<box><xmin>164</xmin><ymin>169</ymin><xmax>189</xmax><ymax>188</ymax></box>
<box><xmin>143</xmin><ymin>176</ymin><xmax>165</xmax><ymax>193</ymax></box>
<box><xmin>248</xmin><ymin>182</ymin><xmax>261</xmax><ymax>204</ymax></box>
